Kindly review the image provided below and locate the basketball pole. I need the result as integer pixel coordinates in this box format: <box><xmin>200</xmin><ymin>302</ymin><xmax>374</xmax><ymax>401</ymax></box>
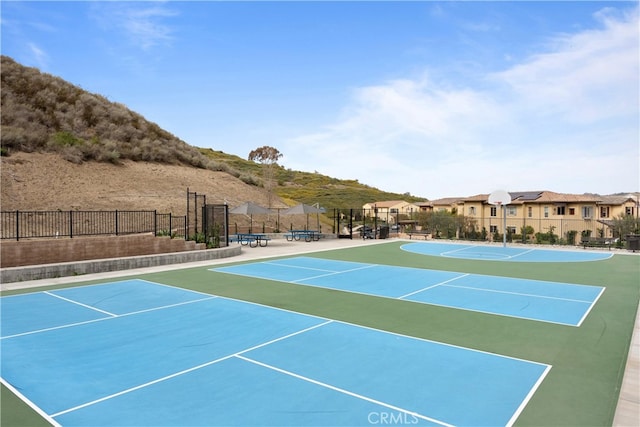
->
<box><xmin>488</xmin><ymin>190</ymin><xmax>511</xmax><ymax>249</ymax></box>
<box><xmin>502</xmin><ymin>203</ymin><xmax>507</xmax><ymax>248</ymax></box>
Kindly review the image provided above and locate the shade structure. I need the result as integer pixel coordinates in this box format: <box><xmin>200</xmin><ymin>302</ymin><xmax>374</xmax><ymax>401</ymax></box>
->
<box><xmin>229</xmin><ymin>202</ymin><xmax>272</xmax><ymax>215</ymax></box>
<box><xmin>229</xmin><ymin>202</ymin><xmax>272</xmax><ymax>232</ymax></box>
<box><xmin>281</xmin><ymin>203</ymin><xmax>325</xmax><ymax>215</ymax></box>
<box><xmin>281</xmin><ymin>203</ymin><xmax>325</xmax><ymax>230</ymax></box>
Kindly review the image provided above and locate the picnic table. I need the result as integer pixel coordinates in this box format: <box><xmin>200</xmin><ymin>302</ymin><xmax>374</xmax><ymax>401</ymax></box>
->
<box><xmin>285</xmin><ymin>230</ymin><xmax>321</xmax><ymax>242</ymax></box>
<box><xmin>230</xmin><ymin>233</ymin><xmax>271</xmax><ymax>247</ymax></box>
<box><xmin>580</xmin><ymin>236</ymin><xmax>614</xmax><ymax>250</ymax></box>
<box><xmin>407</xmin><ymin>231</ymin><xmax>431</xmax><ymax>240</ymax></box>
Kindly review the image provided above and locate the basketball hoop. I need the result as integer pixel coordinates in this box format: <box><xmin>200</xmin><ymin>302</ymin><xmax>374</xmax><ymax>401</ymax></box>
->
<box><xmin>488</xmin><ymin>190</ymin><xmax>511</xmax><ymax>248</ymax></box>
<box><xmin>488</xmin><ymin>189</ymin><xmax>511</xmax><ymax>206</ymax></box>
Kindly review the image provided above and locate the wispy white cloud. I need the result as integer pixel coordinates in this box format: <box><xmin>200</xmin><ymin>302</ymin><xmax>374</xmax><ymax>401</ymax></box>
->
<box><xmin>27</xmin><ymin>42</ymin><xmax>49</xmax><ymax>69</ymax></box>
<box><xmin>283</xmin><ymin>7</ymin><xmax>639</xmax><ymax>199</ymax></box>
<box><xmin>492</xmin><ymin>7</ymin><xmax>639</xmax><ymax>124</ymax></box>
<box><xmin>91</xmin><ymin>3</ymin><xmax>178</xmax><ymax>50</ymax></box>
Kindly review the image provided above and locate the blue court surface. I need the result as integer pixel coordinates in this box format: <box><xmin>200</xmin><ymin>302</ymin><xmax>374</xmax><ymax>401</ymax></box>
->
<box><xmin>1</xmin><ymin>280</ymin><xmax>550</xmax><ymax>427</ymax></box>
<box><xmin>401</xmin><ymin>242</ymin><xmax>613</xmax><ymax>262</ymax></box>
<box><xmin>212</xmin><ymin>257</ymin><xmax>605</xmax><ymax>326</ymax></box>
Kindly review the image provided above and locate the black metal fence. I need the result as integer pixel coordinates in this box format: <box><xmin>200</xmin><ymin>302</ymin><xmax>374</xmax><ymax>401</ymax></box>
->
<box><xmin>1</xmin><ymin>210</ymin><xmax>187</xmax><ymax>241</ymax></box>
<box><xmin>202</xmin><ymin>204</ymin><xmax>229</xmax><ymax>247</ymax></box>
<box><xmin>331</xmin><ymin>207</ymin><xmax>630</xmax><ymax>244</ymax></box>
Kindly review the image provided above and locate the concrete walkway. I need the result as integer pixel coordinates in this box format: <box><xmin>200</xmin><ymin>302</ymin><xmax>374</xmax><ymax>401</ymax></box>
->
<box><xmin>1</xmin><ymin>237</ymin><xmax>637</xmax><ymax>426</ymax></box>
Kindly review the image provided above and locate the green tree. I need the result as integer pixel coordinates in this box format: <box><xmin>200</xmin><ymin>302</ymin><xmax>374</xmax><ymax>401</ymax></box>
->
<box><xmin>248</xmin><ymin>146</ymin><xmax>283</xmax><ymax>207</ymax></box>
<box><xmin>611</xmin><ymin>213</ymin><xmax>640</xmax><ymax>240</ymax></box>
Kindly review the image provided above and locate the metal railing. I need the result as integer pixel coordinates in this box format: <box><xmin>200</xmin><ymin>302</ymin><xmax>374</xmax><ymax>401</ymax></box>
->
<box><xmin>1</xmin><ymin>210</ymin><xmax>187</xmax><ymax>241</ymax></box>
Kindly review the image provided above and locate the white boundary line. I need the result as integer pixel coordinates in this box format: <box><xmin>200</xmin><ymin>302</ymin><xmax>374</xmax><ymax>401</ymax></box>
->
<box><xmin>575</xmin><ymin>286</ymin><xmax>607</xmax><ymax>327</ymax></box>
<box><xmin>291</xmin><ymin>264</ymin><xmax>378</xmax><ymax>283</ymax></box>
<box><xmin>44</xmin><ymin>291</ymin><xmax>117</xmax><ymax>316</ymax></box>
<box><xmin>0</xmin><ymin>377</ymin><xmax>62</xmax><ymax>427</ymax></box>
<box><xmin>215</xmin><ymin>257</ymin><xmax>604</xmax><ymax>327</ymax></box>
<box><xmin>50</xmin><ymin>320</ymin><xmax>333</xmax><ymax>418</ymax></box>
<box><xmin>236</xmin><ymin>354</ymin><xmax>454</xmax><ymax>427</ymax></box>
<box><xmin>1</xmin><ymin>294</ymin><xmax>217</xmax><ymax>340</ymax></box>
<box><xmin>3</xmin><ymin>278</ymin><xmax>552</xmax><ymax>427</ymax></box>
<box><xmin>442</xmin><ymin>283</ymin><xmax>597</xmax><ymax>304</ymax></box>
<box><xmin>506</xmin><ymin>364</ymin><xmax>553</xmax><ymax>427</ymax></box>
<box><xmin>398</xmin><ymin>274</ymin><xmax>470</xmax><ymax>299</ymax></box>
<box><xmin>400</xmin><ymin>241</ymin><xmax>615</xmax><ymax>262</ymax></box>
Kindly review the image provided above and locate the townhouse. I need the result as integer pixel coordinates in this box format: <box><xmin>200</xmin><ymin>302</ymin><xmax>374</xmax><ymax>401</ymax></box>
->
<box><xmin>368</xmin><ymin>191</ymin><xmax>639</xmax><ymax>241</ymax></box>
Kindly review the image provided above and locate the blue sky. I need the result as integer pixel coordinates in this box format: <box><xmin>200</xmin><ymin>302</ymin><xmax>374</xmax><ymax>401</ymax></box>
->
<box><xmin>2</xmin><ymin>1</ymin><xmax>638</xmax><ymax>200</ymax></box>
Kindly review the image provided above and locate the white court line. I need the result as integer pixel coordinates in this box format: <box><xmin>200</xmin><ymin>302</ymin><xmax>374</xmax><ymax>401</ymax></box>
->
<box><xmin>216</xmin><ymin>258</ymin><xmax>603</xmax><ymax>327</ymax></box>
<box><xmin>398</xmin><ymin>274</ymin><xmax>470</xmax><ymax>299</ymax></box>
<box><xmin>236</xmin><ymin>355</ymin><xmax>454</xmax><ymax>427</ymax></box>
<box><xmin>291</xmin><ymin>264</ymin><xmax>378</xmax><ymax>283</ymax></box>
<box><xmin>1</xmin><ymin>296</ymin><xmax>217</xmax><ymax>340</ymax></box>
<box><xmin>507</xmin><ymin>248</ymin><xmax>537</xmax><ymax>259</ymax></box>
<box><xmin>439</xmin><ymin>245</ymin><xmax>475</xmax><ymax>256</ymax></box>
<box><xmin>262</xmin><ymin>258</ymin><xmax>335</xmax><ymax>272</ymax></box>
<box><xmin>50</xmin><ymin>320</ymin><xmax>333</xmax><ymax>418</ymax></box>
<box><xmin>44</xmin><ymin>291</ymin><xmax>118</xmax><ymax>316</ymax></box>
<box><xmin>264</xmin><ymin>259</ymin><xmax>378</xmax><ymax>279</ymax></box>
<box><xmin>0</xmin><ymin>378</ymin><xmax>62</xmax><ymax>427</ymax></box>
<box><xmin>441</xmin><ymin>284</ymin><xmax>597</xmax><ymax>303</ymax></box>
<box><xmin>263</xmin><ymin>260</ymin><xmax>338</xmax><ymax>273</ymax></box>
<box><xmin>575</xmin><ymin>286</ymin><xmax>606</xmax><ymax>327</ymax></box>
<box><xmin>506</xmin><ymin>365</ymin><xmax>552</xmax><ymax>427</ymax></box>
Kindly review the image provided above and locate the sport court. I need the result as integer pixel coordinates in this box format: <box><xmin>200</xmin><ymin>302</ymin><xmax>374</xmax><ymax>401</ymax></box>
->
<box><xmin>1</xmin><ymin>279</ymin><xmax>550</xmax><ymax>427</ymax></box>
<box><xmin>212</xmin><ymin>256</ymin><xmax>605</xmax><ymax>326</ymax></box>
<box><xmin>401</xmin><ymin>242</ymin><xmax>613</xmax><ymax>262</ymax></box>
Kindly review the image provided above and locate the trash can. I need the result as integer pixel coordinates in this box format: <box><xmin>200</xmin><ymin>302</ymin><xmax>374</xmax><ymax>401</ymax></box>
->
<box><xmin>626</xmin><ymin>234</ymin><xmax>640</xmax><ymax>252</ymax></box>
<box><xmin>379</xmin><ymin>226</ymin><xmax>389</xmax><ymax>239</ymax></box>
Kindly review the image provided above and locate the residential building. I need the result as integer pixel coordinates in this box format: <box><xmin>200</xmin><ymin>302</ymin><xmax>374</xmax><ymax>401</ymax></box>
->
<box><xmin>459</xmin><ymin>191</ymin><xmax>638</xmax><ymax>240</ymax></box>
<box><xmin>365</xmin><ymin>192</ymin><xmax>639</xmax><ymax>242</ymax></box>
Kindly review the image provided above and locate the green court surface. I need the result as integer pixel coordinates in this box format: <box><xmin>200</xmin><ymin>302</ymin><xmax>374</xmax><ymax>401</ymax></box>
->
<box><xmin>2</xmin><ymin>241</ymin><xmax>638</xmax><ymax>426</ymax></box>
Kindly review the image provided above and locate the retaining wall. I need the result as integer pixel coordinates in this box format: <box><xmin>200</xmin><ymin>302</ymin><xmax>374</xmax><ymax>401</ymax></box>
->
<box><xmin>0</xmin><ymin>234</ymin><xmax>240</xmax><ymax>283</ymax></box>
<box><xmin>0</xmin><ymin>245</ymin><xmax>240</xmax><ymax>283</ymax></box>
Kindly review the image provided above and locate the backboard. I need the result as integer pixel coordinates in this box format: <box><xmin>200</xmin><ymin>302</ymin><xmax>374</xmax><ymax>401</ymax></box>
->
<box><xmin>488</xmin><ymin>189</ymin><xmax>511</xmax><ymax>206</ymax></box>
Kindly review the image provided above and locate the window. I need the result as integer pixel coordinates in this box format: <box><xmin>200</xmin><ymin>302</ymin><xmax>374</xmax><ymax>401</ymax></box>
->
<box><xmin>469</xmin><ymin>206</ymin><xmax>476</xmax><ymax>216</ymax></box>
<box><xmin>507</xmin><ymin>226</ymin><xmax>517</xmax><ymax>234</ymax></box>
<box><xmin>556</xmin><ymin>206</ymin><xmax>566</xmax><ymax>215</ymax></box>
<box><xmin>600</xmin><ymin>207</ymin><xmax>610</xmax><ymax>218</ymax></box>
<box><xmin>544</xmin><ymin>207</ymin><xmax>549</xmax><ymax>218</ymax></box>
<box><xmin>569</xmin><ymin>208</ymin><xmax>575</xmax><ymax>215</ymax></box>
<box><xmin>507</xmin><ymin>206</ymin><xmax>516</xmax><ymax>216</ymax></box>
<box><xmin>490</xmin><ymin>206</ymin><xmax>497</xmax><ymax>217</ymax></box>
<box><xmin>582</xmin><ymin>206</ymin><xmax>593</xmax><ymax>219</ymax></box>
<box><xmin>626</xmin><ymin>207</ymin><xmax>635</xmax><ymax>216</ymax></box>
<box><xmin>527</xmin><ymin>207</ymin><xmax>532</xmax><ymax>218</ymax></box>
<box><xmin>489</xmin><ymin>225</ymin><xmax>498</xmax><ymax>233</ymax></box>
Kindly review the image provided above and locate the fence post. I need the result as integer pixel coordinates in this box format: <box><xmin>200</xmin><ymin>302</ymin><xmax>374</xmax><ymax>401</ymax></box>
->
<box><xmin>115</xmin><ymin>210</ymin><xmax>118</xmax><ymax>236</ymax></box>
<box><xmin>69</xmin><ymin>210</ymin><xmax>73</xmax><ymax>238</ymax></box>
<box><xmin>15</xmin><ymin>210</ymin><xmax>19</xmax><ymax>241</ymax></box>
<box><xmin>182</xmin><ymin>215</ymin><xmax>186</xmax><ymax>240</ymax></box>
<box><xmin>154</xmin><ymin>210</ymin><xmax>157</xmax><ymax>236</ymax></box>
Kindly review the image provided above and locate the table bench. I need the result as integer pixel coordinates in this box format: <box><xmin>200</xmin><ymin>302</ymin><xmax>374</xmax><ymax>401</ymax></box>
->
<box><xmin>286</xmin><ymin>230</ymin><xmax>321</xmax><ymax>242</ymax></box>
<box><xmin>230</xmin><ymin>233</ymin><xmax>271</xmax><ymax>247</ymax></box>
<box><xmin>407</xmin><ymin>231</ymin><xmax>431</xmax><ymax>240</ymax></box>
<box><xmin>581</xmin><ymin>237</ymin><xmax>613</xmax><ymax>250</ymax></box>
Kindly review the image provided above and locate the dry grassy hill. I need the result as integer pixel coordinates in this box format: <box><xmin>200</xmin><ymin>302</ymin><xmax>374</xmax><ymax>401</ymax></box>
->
<box><xmin>1</xmin><ymin>152</ymin><xmax>287</xmax><ymax>215</ymax></box>
<box><xmin>0</xmin><ymin>55</ymin><xmax>423</xmax><ymax>222</ymax></box>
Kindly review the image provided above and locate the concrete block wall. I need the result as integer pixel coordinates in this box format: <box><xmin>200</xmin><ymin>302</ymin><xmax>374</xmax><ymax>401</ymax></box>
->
<box><xmin>0</xmin><ymin>245</ymin><xmax>241</xmax><ymax>284</ymax></box>
<box><xmin>0</xmin><ymin>234</ymin><xmax>207</xmax><ymax>268</ymax></box>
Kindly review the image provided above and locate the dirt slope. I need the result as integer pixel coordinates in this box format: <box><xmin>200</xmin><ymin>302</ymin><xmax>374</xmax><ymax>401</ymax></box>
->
<box><xmin>1</xmin><ymin>152</ymin><xmax>288</xmax><ymax>215</ymax></box>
